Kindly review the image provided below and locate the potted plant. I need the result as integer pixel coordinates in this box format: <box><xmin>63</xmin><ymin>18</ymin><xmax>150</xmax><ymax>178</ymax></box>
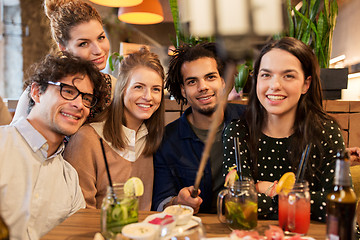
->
<box><xmin>277</xmin><ymin>0</ymin><xmax>347</xmax><ymax>100</ymax></box>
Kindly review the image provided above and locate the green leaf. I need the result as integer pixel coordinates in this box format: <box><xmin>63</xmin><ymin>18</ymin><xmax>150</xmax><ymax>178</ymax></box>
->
<box><xmin>280</xmin><ymin>0</ymin><xmax>338</xmax><ymax>69</ymax></box>
<box><xmin>309</xmin><ymin>0</ymin><xmax>320</xmax><ymax>22</ymax></box>
<box><xmin>300</xmin><ymin>29</ymin><xmax>310</xmax><ymax>45</ymax></box>
<box><xmin>317</xmin><ymin>12</ymin><xmax>326</xmax><ymax>45</ymax></box>
<box><xmin>324</xmin><ymin>0</ymin><xmax>330</xmax><ymax>21</ymax></box>
<box><xmin>234</xmin><ymin>61</ymin><xmax>252</xmax><ymax>93</ymax></box>
<box><xmin>169</xmin><ymin>0</ymin><xmax>180</xmax><ymax>47</ymax></box>
<box><xmin>286</xmin><ymin>0</ymin><xmax>294</xmax><ymax>37</ymax></box>
<box><xmin>108</xmin><ymin>52</ymin><xmax>124</xmax><ymax>72</ymax></box>
<box><xmin>293</xmin><ymin>9</ymin><xmax>319</xmax><ymax>38</ymax></box>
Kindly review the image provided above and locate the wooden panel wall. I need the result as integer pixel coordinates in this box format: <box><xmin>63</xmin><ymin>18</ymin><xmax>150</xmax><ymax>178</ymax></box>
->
<box><xmin>164</xmin><ymin>99</ymin><xmax>360</xmax><ymax>148</ymax></box>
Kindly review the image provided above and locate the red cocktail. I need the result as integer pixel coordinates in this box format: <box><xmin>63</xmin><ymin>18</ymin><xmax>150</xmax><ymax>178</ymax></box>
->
<box><xmin>278</xmin><ymin>181</ymin><xmax>310</xmax><ymax>235</ymax></box>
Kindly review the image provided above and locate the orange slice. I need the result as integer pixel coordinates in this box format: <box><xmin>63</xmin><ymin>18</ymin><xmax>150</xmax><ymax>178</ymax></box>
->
<box><xmin>275</xmin><ymin>172</ymin><xmax>295</xmax><ymax>194</ymax></box>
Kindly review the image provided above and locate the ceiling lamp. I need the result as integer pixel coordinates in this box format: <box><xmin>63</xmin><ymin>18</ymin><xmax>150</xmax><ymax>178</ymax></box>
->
<box><xmin>89</xmin><ymin>0</ymin><xmax>143</xmax><ymax>7</ymax></box>
<box><xmin>118</xmin><ymin>0</ymin><xmax>164</xmax><ymax>25</ymax></box>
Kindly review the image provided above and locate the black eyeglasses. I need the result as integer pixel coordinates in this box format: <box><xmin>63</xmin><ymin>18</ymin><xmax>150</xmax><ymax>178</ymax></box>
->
<box><xmin>47</xmin><ymin>81</ymin><xmax>97</xmax><ymax>108</ymax></box>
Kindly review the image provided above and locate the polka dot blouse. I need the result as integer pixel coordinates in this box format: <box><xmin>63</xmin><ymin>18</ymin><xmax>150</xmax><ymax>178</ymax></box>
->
<box><xmin>223</xmin><ymin>118</ymin><xmax>346</xmax><ymax>222</ymax></box>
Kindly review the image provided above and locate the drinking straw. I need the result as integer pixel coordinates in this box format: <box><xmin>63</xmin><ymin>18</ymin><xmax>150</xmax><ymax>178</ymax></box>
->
<box><xmin>100</xmin><ymin>138</ymin><xmax>117</xmax><ymax>202</ymax></box>
<box><xmin>295</xmin><ymin>143</ymin><xmax>312</xmax><ymax>183</ymax></box>
<box><xmin>191</xmin><ymin>62</ymin><xmax>236</xmax><ymax>198</ymax></box>
<box><xmin>233</xmin><ymin>137</ymin><xmax>243</xmax><ymax>181</ymax></box>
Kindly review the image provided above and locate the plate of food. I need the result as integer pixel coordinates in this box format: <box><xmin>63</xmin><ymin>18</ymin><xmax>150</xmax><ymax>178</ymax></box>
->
<box><xmin>144</xmin><ymin>211</ymin><xmax>202</xmax><ymax>239</ymax></box>
<box><xmin>228</xmin><ymin>226</ymin><xmax>315</xmax><ymax>240</ymax></box>
<box><xmin>144</xmin><ymin>212</ymin><xmax>201</xmax><ymax>229</ymax></box>
<box><xmin>163</xmin><ymin>205</ymin><xmax>194</xmax><ymax>225</ymax></box>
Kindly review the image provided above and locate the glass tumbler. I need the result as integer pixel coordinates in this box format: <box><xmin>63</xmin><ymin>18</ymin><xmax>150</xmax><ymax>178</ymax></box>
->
<box><xmin>101</xmin><ymin>183</ymin><xmax>139</xmax><ymax>239</ymax></box>
<box><xmin>278</xmin><ymin>181</ymin><xmax>310</xmax><ymax>235</ymax></box>
<box><xmin>217</xmin><ymin>178</ymin><xmax>258</xmax><ymax>230</ymax></box>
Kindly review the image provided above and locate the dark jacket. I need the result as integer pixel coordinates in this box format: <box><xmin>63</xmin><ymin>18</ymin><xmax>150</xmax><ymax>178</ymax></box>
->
<box><xmin>152</xmin><ymin>103</ymin><xmax>246</xmax><ymax>213</ymax></box>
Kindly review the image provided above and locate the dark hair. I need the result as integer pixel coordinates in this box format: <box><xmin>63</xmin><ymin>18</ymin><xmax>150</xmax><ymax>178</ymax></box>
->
<box><xmin>44</xmin><ymin>0</ymin><xmax>103</xmax><ymax>47</ymax></box>
<box><xmin>26</xmin><ymin>51</ymin><xmax>107</xmax><ymax>112</ymax></box>
<box><xmin>165</xmin><ymin>42</ymin><xmax>224</xmax><ymax>104</ymax></box>
<box><xmin>97</xmin><ymin>47</ymin><xmax>165</xmax><ymax>156</ymax></box>
<box><xmin>247</xmin><ymin>37</ymin><xmax>332</xmax><ymax>179</ymax></box>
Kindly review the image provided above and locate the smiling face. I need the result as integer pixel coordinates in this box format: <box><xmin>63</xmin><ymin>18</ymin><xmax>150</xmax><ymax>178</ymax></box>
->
<box><xmin>123</xmin><ymin>67</ymin><xmax>163</xmax><ymax>131</ymax></box>
<box><xmin>60</xmin><ymin>20</ymin><xmax>110</xmax><ymax>70</ymax></box>
<box><xmin>180</xmin><ymin>57</ymin><xmax>225</xmax><ymax>116</ymax></box>
<box><xmin>28</xmin><ymin>74</ymin><xmax>93</xmax><ymax>142</ymax></box>
<box><xmin>256</xmin><ymin>48</ymin><xmax>311</xmax><ymax>120</ymax></box>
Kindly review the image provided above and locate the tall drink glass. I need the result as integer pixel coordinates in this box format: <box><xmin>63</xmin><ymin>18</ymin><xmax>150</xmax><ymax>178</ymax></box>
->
<box><xmin>101</xmin><ymin>183</ymin><xmax>139</xmax><ymax>239</ymax></box>
<box><xmin>278</xmin><ymin>181</ymin><xmax>310</xmax><ymax>235</ymax></box>
<box><xmin>217</xmin><ymin>177</ymin><xmax>258</xmax><ymax>230</ymax></box>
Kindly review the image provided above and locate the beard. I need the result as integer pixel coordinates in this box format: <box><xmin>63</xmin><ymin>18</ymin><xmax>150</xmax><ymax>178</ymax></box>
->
<box><xmin>196</xmin><ymin>105</ymin><xmax>217</xmax><ymax>116</ymax></box>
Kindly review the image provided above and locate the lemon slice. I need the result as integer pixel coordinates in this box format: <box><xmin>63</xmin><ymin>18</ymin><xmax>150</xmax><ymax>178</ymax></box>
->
<box><xmin>124</xmin><ymin>177</ymin><xmax>144</xmax><ymax>197</ymax></box>
<box><xmin>275</xmin><ymin>172</ymin><xmax>295</xmax><ymax>194</ymax></box>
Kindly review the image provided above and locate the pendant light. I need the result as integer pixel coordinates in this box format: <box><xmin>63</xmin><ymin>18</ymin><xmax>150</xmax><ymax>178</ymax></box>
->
<box><xmin>89</xmin><ymin>0</ymin><xmax>143</xmax><ymax>8</ymax></box>
<box><xmin>118</xmin><ymin>0</ymin><xmax>164</xmax><ymax>25</ymax></box>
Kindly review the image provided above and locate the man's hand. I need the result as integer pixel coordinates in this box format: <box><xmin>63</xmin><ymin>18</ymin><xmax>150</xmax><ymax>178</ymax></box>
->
<box><xmin>347</xmin><ymin>147</ymin><xmax>360</xmax><ymax>166</ymax></box>
<box><xmin>173</xmin><ymin>186</ymin><xmax>203</xmax><ymax>214</ymax></box>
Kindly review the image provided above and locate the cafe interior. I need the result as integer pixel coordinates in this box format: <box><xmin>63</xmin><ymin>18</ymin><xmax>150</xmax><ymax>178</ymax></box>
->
<box><xmin>1</xmin><ymin>0</ymin><xmax>360</xmax><ymax>239</ymax></box>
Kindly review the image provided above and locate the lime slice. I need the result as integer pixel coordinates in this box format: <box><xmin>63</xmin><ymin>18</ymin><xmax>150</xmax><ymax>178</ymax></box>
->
<box><xmin>124</xmin><ymin>177</ymin><xmax>144</xmax><ymax>197</ymax></box>
<box><xmin>275</xmin><ymin>172</ymin><xmax>295</xmax><ymax>194</ymax></box>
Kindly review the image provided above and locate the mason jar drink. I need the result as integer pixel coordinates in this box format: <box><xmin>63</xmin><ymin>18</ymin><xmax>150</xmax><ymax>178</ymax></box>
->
<box><xmin>101</xmin><ymin>183</ymin><xmax>139</xmax><ymax>239</ymax></box>
<box><xmin>217</xmin><ymin>177</ymin><xmax>257</xmax><ymax>230</ymax></box>
<box><xmin>278</xmin><ymin>181</ymin><xmax>310</xmax><ymax>235</ymax></box>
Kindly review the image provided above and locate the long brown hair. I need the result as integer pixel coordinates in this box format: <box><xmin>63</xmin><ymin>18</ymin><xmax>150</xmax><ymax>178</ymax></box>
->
<box><xmin>247</xmin><ymin>37</ymin><xmax>333</xmax><ymax>179</ymax></box>
<box><xmin>98</xmin><ymin>48</ymin><xmax>165</xmax><ymax>156</ymax></box>
<box><xmin>44</xmin><ymin>0</ymin><xmax>102</xmax><ymax>47</ymax></box>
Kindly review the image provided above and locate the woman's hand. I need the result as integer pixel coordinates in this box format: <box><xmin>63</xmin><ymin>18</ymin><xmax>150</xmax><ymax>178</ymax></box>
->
<box><xmin>256</xmin><ymin>181</ymin><xmax>278</xmax><ymax>197</ymax></box>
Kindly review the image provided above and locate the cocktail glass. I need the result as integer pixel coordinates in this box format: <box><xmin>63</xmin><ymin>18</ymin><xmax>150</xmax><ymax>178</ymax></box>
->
<box><xmin>217</xmin><ymin>178</ymin><xmax>258</xmax><ymax>230</ymax></box>
<box><xmin>278</xmin><ymin>181</ymin><xmax>310</xmax><ymax>235</ymax></box>
<box><xmin>101</xmin><ymin>183</ymin><xmax>139</xmax><ymax>239</ymax></box>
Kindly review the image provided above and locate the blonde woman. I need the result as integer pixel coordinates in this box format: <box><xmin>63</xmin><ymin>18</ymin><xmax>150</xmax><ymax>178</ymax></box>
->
<box><xmin>64</xmin><ymin>48</ymin><xmax>165</xmax><ymax>211</ymax></box>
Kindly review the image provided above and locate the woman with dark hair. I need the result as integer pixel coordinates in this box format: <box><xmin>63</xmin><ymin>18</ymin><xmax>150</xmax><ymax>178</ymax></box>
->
<box><xmin>223</xmin><ymin>37</ymin><xmax>345</xmax><ymax>221</ymax></box>
<box><xmin>64</xmin><ymin>48</ymin><xmax>165</xmax><ymax>211</ymax></box>
<box><xmin>12</xmin><ymin>0</ymin><xmax>114</xmax><ymax>122</ymax></box>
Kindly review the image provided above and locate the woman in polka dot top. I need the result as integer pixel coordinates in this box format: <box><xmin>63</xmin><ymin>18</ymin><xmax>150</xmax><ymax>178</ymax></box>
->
<box><xmin>223</xmin><ymin>37</ymin><xmax>346</xmax><ymax>222</ymax></box>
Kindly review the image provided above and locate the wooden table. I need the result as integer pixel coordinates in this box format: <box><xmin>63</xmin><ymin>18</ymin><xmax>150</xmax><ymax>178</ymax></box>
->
<box><xmin>41</xmin><ymin>209</ymin><xmax>326</xmax><ymax>240</ymax></box>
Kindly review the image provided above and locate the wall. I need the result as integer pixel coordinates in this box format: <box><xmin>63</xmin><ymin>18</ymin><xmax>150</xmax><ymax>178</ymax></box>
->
<box><xmin>0</xmin><ymin>0</ymin><xmax>53</xmax><ymax>99</ymax></box>
<box><xmin>20</xmin><ymin>0</ymin><xmax>53</xmax><ymax>85</ymax></box>
<box><xmin>342</xmin><ymin>76</ymin><xmax>360</xmax><ymax>101</ymax></box>
<box><xmin>332</xmin><ymin>0</ymin><xmax>360</xmax><ymax>101</ymax></box>
<box><xmin>332</xmin><ymin>0</ymin><xmax>360</xmax><ymax>66</ymax></box>
<box><xmin>0</xmin><ymin>1</ymin><xmax>23</xmax><ymax>98</ymax></box>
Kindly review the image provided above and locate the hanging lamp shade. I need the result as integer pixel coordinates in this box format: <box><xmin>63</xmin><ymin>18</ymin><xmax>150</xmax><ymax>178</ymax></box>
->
<box><xmin>89</xmin><ymin>0</ymin><xmax>143</xmax><ymax>7</ymax></box>
<box><xmin>118</xmin><ymin>0</ymin><xmax>164</xmax><ymax>25</ymax></box>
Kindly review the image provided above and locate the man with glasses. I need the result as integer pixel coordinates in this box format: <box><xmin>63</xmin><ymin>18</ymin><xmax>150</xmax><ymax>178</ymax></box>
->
<box><xmin>0</xmin><ymin>52</ymin><xmax>107</xmax><ymax>240</ymax></box>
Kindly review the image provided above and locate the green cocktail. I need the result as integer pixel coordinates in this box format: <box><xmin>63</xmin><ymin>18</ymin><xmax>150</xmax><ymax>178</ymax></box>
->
<box><xmin>101</xmin><ymin>184</ymin><xmax>139</xmax><ymax>239</ymax></box>
<box><xmin>105</xmin><ymin>198</ymin><xmax>138</xmax><ymax>234</ymax></box>
<box><xmin>218</xmin><ymin>178</ymin><xmax>258</xmax><ymax>230</ymax></box>
<box><xmin>224</xmin><ymin>199</ymin><xmax>257</xmax><ymax>230</ymax></box>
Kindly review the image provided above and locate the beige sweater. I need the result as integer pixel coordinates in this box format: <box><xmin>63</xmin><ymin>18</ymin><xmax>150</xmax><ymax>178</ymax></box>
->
<box><xmin>64</xmin><ymin>125</ymin><xmax>153</xmax><ymax>210</ymax></box>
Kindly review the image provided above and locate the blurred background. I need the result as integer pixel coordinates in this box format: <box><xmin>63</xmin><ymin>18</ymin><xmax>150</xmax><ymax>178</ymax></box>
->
<box><xmin>0</xmin><ymin>0</ymin><xmax>359</xmax><ymax>102</ymax></box>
